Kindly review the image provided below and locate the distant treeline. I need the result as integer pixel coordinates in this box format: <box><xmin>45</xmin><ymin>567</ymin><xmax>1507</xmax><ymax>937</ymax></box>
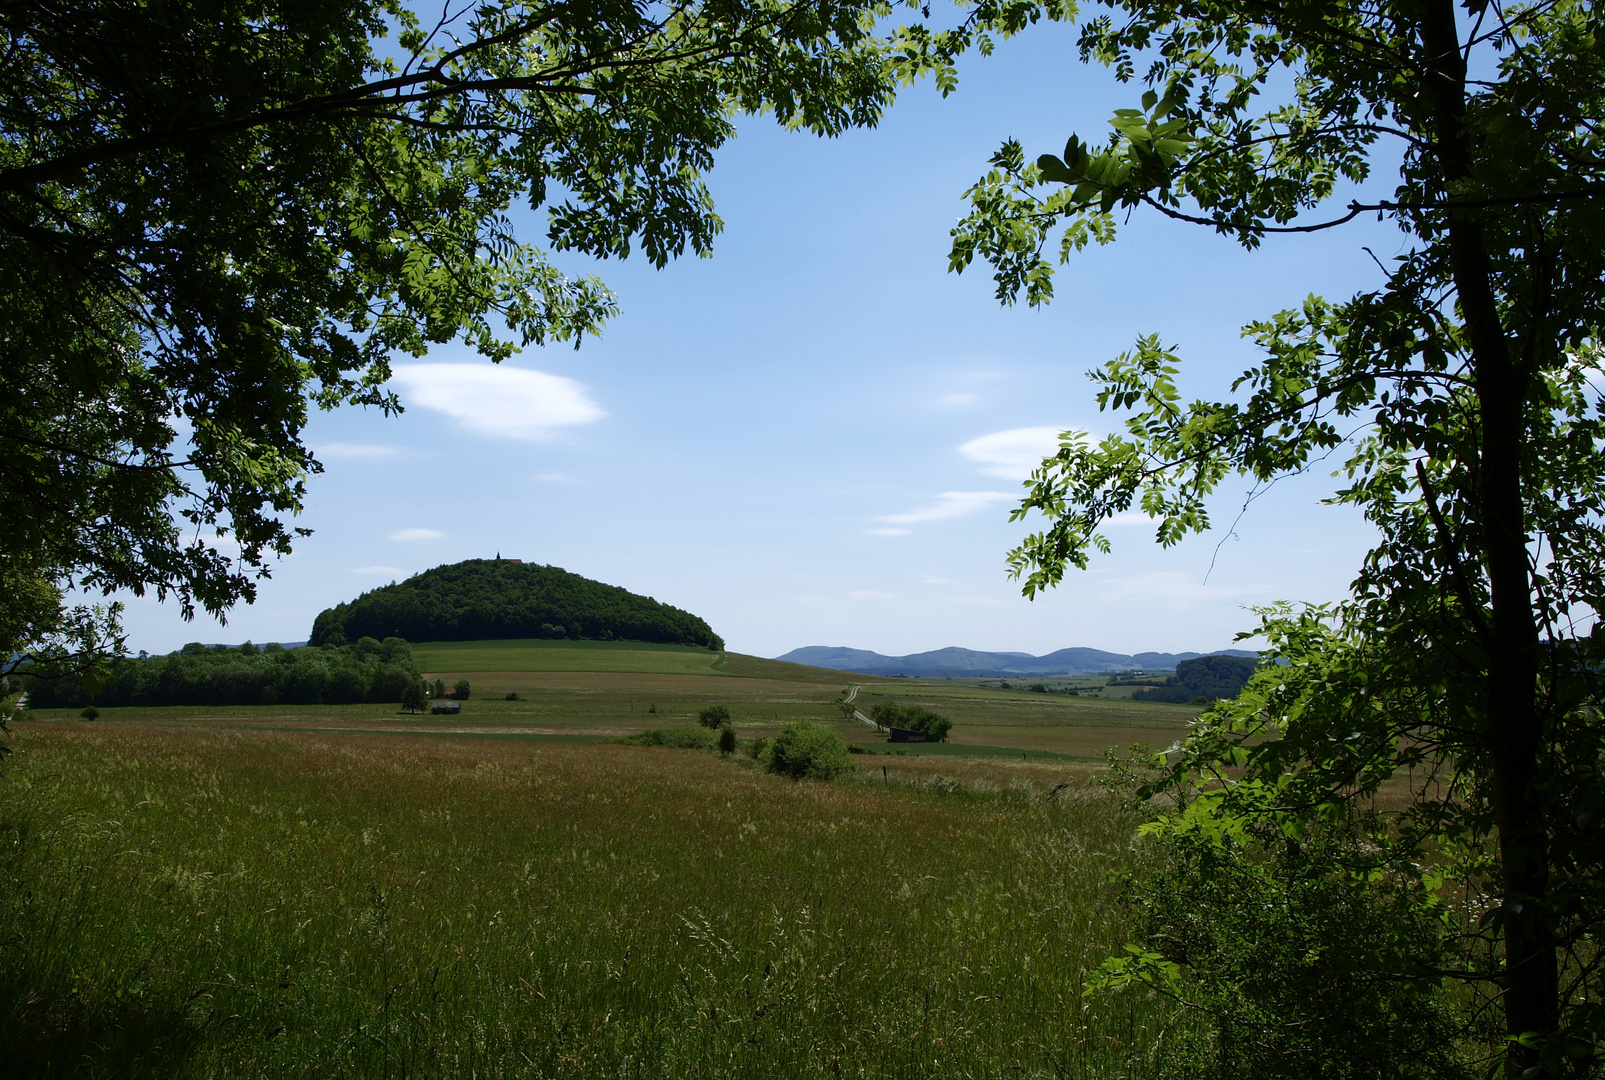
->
<box><xmin>310</xmin><ymin>559</ymin><xmax>723</xmax><ymax>649</ymax></box>
<box><xmin>25</xmin><ymin>638</ymin><xmax>422</xmax><ymax>709</ymax></box>
<box><xmin>1132</xmin><ymin>655</ymin><xmax>1259</xmax><ymax>704</ymax></box>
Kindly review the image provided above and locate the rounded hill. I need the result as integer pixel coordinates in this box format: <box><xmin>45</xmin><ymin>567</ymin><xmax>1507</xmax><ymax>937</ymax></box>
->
<box><xmin>309</xmin><ymin>559</ymin><xmax>722</xmax><ymax>649</ymax></box>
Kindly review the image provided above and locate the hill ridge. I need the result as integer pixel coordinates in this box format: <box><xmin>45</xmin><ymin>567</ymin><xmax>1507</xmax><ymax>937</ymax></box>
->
<box><xmin>775</xmin><ymin>644</ymin><xmax>1257</xmax><ymax>677</ymax></box>
<box><xmin>311</xmin><ymin>559</ymin><xmax>722</xmax><ymax>649</ymax></box>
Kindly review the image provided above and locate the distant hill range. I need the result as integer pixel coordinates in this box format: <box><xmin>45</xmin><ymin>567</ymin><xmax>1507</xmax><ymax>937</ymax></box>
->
<box><xmin>310</xmin><ymin>559</ymin><xmax>722</xmax><ymax>649</ymax></box>
<box><xmin>774</xmin><ymin>645</ymin><xmax>1258</xmax><ymax>678</ymax></box>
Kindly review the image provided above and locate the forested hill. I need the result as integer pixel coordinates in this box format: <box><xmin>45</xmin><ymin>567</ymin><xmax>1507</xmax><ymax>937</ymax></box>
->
<box><xmin>309</xmin><ymin>560</ymin><xmax>723</xmax><ymax>649</ymax></box>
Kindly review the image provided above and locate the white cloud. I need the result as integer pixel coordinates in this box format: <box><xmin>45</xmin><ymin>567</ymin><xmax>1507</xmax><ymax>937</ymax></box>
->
<box><xmin>389</xmin><ymin>528</ymin><xmax>447</xmax><ymax>542</ymax></box>
<box><xmin>848</xmin><ymin>590</ymin><xmax>894</xmax><ymax>600</ymax></box>
<box><xmin>876</xmin><ymin>490</ymin><xmax>1014</xmax><ymax>525</ymax></box>
<box><xmin>865</xmin><ymin>527</ymin><xmax>910</xmax><ymax>537</ymax></box>
<box><xmin>958</xmin><ymin>426</ymin><xmax>1088</xmax><ymax>480</ymax></box>
<box><xmin>318</xmin><ymin>442</ymin><xmax>400</xmax><ymax>460</ymax></box>
<box><xmin>922</xmin><ymin>576</ymin><xmax>956</xmax><ymax>585</ymax></box>
<box><xmin>346</xmin><ymin>565</ymin><xmax>406</xmax><ymax>576</ymax></box>
<box><xmin>389</xmin><ymin>362</ymin><xmax>605</xmax><ymax>441</ymax></box>
<box><xmin>938</xmin><ymin>392</ymin><xmax>980</xmax><ymax>407</ymax></box>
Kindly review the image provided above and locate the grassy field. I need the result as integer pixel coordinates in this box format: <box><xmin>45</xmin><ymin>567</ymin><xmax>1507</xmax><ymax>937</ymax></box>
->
<box><xmin>411</xmin><ymin>639</ymin><xmax>731</xmax><ymax>676</ymax></box>
<box><xmin>0</xmin><ymin>722</ymin><xmax>1183</xmax><ymax>1080</ymax></box>
<box><xmin>394</xmin><ymin>642</ymin><xmax>1201</xmax><ymax>762</ymax></box>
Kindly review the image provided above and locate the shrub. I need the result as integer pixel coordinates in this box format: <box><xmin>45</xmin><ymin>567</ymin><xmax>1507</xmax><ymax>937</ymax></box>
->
<box><xmin>746</xmin><ymin>737</ymin><xmax>769</xmax><ymax>760</ymax></box>
<box><xmin>80</xmin><ymin>705</ymin><xmax>99</xmax><ymax>721</ymax></box>
<box><xmin>620</xmin><ymin>726</ymin><xmax>715</xmax><ymax>750</ymax></box>
<box><xmin>718</xmin><ymin>726</ymin><xmax>737</xmax><ymax>756</ymax></box>
<box><xmin>504</xmin><ymin>691</ymin><xmax>520</xmax><ymax>701</ymax></box>
<box><xmin>433</xmin><ymin>678</ymin><xmax>446</xmax><ymax>699</ymax></box>
<box><xmin>766</xmin><ymin>720</ymin><xmax>856</xmax><ymax>781</ymax></box>
<box><xmin>453</xmin><ymin>679</ymin><xmax>471</xmax><ymax>700</ymax></box>
<box><xmin>698</xmin><ymin>704</ymin><xmax>731</xmax><ymax>729</ymax></box>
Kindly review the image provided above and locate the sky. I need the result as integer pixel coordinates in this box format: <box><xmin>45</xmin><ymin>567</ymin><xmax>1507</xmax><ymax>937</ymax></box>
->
<box><xmin>114</xmin><ymin>24</ymin><xmax>1407</xmax><ymax>660</ymax></box>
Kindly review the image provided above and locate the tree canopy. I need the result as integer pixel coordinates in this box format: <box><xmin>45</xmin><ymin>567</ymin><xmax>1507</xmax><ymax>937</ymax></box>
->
<box><xmin>911</xmin><ymin>0</ymin><xmax>1605</xmax><ymax>1072</ymax></box>
<box><xmin>2</xmin><ymin>0</ymin><xmax>897</xmax><ymax>679</ymax></box>
<box><xmin>309</xmin><ymin>559</ymin><xmax>722</xmax><ymax>648</ymax></box>
<box><xmin>25</xmin><ymin>637</ymin><xmax>423</xmax><ymax>709</ymax></box>
<box><xmin>1130</xmin><ymin>654</ymin><xmax>1257</xmax><ymax>704</ymax></box>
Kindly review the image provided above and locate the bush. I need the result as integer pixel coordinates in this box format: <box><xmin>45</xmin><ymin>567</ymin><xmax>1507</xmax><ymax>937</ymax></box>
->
<box><xmin>698</xmin><ymin>704</ymin><xmax>731</xmax><ymax>729</ymax></box>
<box><xmin>1092</xmin><ymin>826</ymin><xmax>1465</xmax><ymax>1080</ymax></box>
<box><xmin>453</xmin><ymin>679</ymin><xmax>471</xmax><ymax>700</ymax></box>
<box><xmin>80</xmin><ymin>705</ymin><xmax>99</xmax><ymax>721</ymax></box>
<box><xmin>717</xmin><ymin>726</ymin><xmax>737</xmax><ymax>756</ymax></box>
<box><xmin>504</xmin><ymin>691</ymin><xmax>520</xmax><ymax>701</ymax></box>
<box><xmin>746</xmin><ymin>737</ymin><xmax>769</xmax><ymax>760</ymax></box>
<box><xmin>619</xmin><ymin>726</ymin><xmax>715</xmax><ymax>750</ymax></box>
<box><xmin>765</xmin><ymin>720</ymin><xmax>856</xmax><ymax>781</ymax></box>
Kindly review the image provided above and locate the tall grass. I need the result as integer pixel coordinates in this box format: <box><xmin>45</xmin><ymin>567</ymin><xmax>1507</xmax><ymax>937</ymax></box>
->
<box><xmin>0</xmin><ymin>725</ymin><xmax>1180</xmax><ymax>1078</ymax></box>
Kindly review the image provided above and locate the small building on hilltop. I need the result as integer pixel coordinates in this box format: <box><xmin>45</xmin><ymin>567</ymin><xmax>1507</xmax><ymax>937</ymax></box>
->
<box><xmin>888</xmin><ymin>727</ymin><xmax>927</xmax><ymax>743</ymax></box>
<box><xmin>430</xmin><ymin>699</ymin><xmax>461</xmax><ymax>715</ymax></box>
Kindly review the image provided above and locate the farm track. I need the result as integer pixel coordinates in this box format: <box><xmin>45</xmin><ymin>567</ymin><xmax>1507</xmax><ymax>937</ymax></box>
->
<box><xmin>844</xmin><ymin>683</ymin><xmax>878</xmax><ymax>729</ymax></box>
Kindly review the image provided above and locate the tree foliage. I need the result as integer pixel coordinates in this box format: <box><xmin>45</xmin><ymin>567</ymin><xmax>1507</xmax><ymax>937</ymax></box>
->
<box><xmin>25</xmin><ymin>637</ymin><xmax>422</xmax><ymax>708</ymax></box>
<box><xmin>1131</xmin><ymin>655</ymin><xmax>1257</xmax><ymax>704</ymax></box>
<box><xmin>2</xmin><ymin>0</ymin><xmax>898</xmax><ymax>672</ymax></box>
<box><xmin>309</xmin><ymin>559</ymin><xmax>721</xmax><ymax>647</ymax></box>
<box><xmin>699</xmin><ymin>704</ymin><xmax>733</xmax><ymax>729</ymax></box>
<box><xmin>868</xmin><ymin>701</ymin><xmax>951</xmax><ymax>741</ymax></box>
<box><xmin>907</xmin><ymin>0</ymin><xmax>1605</xmax><ymax>1072</ymax></box>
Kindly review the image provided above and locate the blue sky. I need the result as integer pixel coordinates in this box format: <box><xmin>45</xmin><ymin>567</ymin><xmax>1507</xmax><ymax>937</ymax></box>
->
<box><xmin>119</xmin><ymin>25</ymin><xmax>1403</xmax><ymax>659</ymax></box>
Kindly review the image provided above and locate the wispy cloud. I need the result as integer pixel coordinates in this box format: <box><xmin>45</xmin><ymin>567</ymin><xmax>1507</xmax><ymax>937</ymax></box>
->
<box><xmin>848</xmin><ymin>590</ymin><xmax>894</xmax><ymax>600</ymax></box>
<box><xmin>876</xmin><ymin>491</ymin><xmax>1014</xmax><ymax>525</ymax></box>
<box><xmin>865</xmin><ymin>527</ymin><xmax>910</xmax><ymax>537</ymax></box>
<box><xmin>958</xmin><ymin>426</ymin><xmax>1087</xmax><ymax>480</ymax></box>
<box><xmin>389</xmin><ymin>363</ymin><xmax>605</xmax><ymax>441</ymax></box>
<box><xmin>922</xmin><ymin>576</ymin><xmax>956</xmax><ymax>585</ymax></box>
<box><xmin>318</xmin><ymin>442</ymin><xmax>401</xmax><ymax>460</ymax></box>
<box><xmin>346</xmin><ymin>565</ymin><xmax>406</xmax><ymax>576</ymax></box>
<box><xmin>937</xmin><ymin>391</ymin><xmax>979</xmax><ymax>407</ymax></box>
<box><xmin>389</xmin><ymin>527</ymin><xmax>447</xmax><ymax>542</ymax></box>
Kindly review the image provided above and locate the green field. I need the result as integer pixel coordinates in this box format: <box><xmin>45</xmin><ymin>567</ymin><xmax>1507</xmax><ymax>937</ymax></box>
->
<box><xmin>395</xmin><ymin>640</ymin><xmax>1200</xmax><ymax>762</ymax></box>
<box><xmin>412</xmin><ymin>638</ymin><xmax>731</xmax><ymax>675</ymax></box>
<box><xmin>0</xmin><ymin>640</ymin><xmax>1212</xmax><ymax>1077</ymax></box>
<box><xmin>0</xmin><ymin>723</ymin><xmax>1182</xmax><ymax>1079</ymax></box>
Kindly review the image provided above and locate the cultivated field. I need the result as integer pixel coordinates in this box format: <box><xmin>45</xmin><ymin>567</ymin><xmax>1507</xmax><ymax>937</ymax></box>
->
<box><xmin>29</xmin><ymin>644</ymin><xmax>1198</xmax><ymax>761</ymax></box>
<box><xmin>0</xmin><ymin>723</ymin><xmax>1183</xmax><ymax>1079</ymax></box>
<box><xmin>402</xmin><ymin>643</ymin><xmax>1200</xmax><ymax>762</ymax></box>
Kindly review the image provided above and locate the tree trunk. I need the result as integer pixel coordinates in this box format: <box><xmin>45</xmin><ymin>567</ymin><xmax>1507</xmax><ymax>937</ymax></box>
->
<box><xmin>1416</xmin><ymin>1</ymin><xmax>1555</xmax><ymax>1069</ymax></box>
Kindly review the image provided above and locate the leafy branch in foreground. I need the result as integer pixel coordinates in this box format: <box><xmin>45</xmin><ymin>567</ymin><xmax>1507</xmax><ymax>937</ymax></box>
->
<box><xmin>3</xmin><ymin>0</ymin><xmax>903</xmax><ymax>667</ymax></box>
<box><xmin>936</xmin><ymin>0</ymin><xmax>1605</xmax><ymax>1075</ymax></box>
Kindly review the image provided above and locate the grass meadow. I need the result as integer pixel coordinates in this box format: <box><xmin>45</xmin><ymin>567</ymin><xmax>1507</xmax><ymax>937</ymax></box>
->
<box><xmin>0</xmin><ymin>725</ymin><xmax>1185</xmax><ymax>1080</ymax></box>
<box><xmin>2</xmin><ymin>642</ymin><xmax>1203</xmax><ymax>1078</ymax></box>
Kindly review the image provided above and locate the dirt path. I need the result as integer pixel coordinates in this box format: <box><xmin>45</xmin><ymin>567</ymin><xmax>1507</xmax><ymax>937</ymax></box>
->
<box><xmin>844</xmin><ymin>684</ymin><xmax>878</xmax><ymax>729</ymax></box>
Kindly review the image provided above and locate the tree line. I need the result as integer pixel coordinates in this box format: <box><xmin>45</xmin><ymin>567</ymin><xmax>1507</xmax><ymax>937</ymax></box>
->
<box><xmin>310</xmin><ymin>560</ymin><xmax>723</xmax><ymax>649</ymax></box>
<box><xmin>24</xmin><ymin>638</ymin><xmax>422</xmax><ymax>709</ymax></box>
<box><xmin>1130</xmin><ymin>655</ymin><xmax>1258</xmax><ymax>705</ymax></box>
